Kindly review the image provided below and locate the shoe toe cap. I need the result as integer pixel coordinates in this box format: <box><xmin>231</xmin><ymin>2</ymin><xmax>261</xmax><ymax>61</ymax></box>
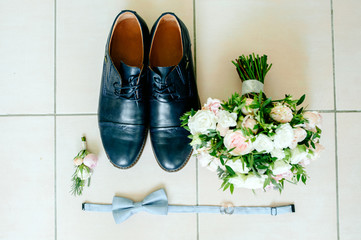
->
<box><xmin>99</xmin><ymin>122</ymin><xmax>147</xmax><ymax>168</ymax></box>
<box><xmin>150</xmin><ymin>127</ymin><xmax>192</xmax><ymax>172</ymax></box>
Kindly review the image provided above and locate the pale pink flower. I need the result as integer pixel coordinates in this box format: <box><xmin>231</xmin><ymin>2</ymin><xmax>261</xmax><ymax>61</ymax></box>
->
<box><xmin>73</xmin><ymin>158</ymin><xmax>83</xmax><ymax>166</ymax></box>
<box><xmin>241</xmin><ymin>98</ymin><xmax>255</xmax><ymax>115</ymax></box>
<box><xmin>290</xmin><ymin>127</ymin><xmax>307</xmax><ymax>149</ymax></box>
<box><xmin>203</xmin><ymin>98</ymin><xmax>222</xmax><ymax>114</ymax></box>
<box><xmin>83</xmin><ymin>154</ymin><xmax>98</xmax><ymax>169</ymax></box>
<box><xmin>216</xmin><ymin>124</ymin><xmax>229</xmax><ymax>137</ymax></box>
<box><xmin>303</xmin><ymin>111</ymin><xmax>322</xmax><ymax>132</ymax></box>
<box><xmin>309</xmin><ymin>143</ymin><xmax>325</xmax><ymax>161</ymax></box>
<box><xmin>270</xmin><ymin>105</ymin><xmax>293</xmax><ymax>123</ymax></box>
<box><xmin>224</xmin><ymin>130</ymin><xmax>253</xmax><ymax>156</ymax></box>
<box><xmin>242</xmin><ymin>115</ymin><xmax>258</xmax><ymax>134</ymax></box>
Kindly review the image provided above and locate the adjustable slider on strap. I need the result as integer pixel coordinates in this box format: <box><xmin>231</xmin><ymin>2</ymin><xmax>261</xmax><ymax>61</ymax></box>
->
<box><xmin>220</xmin><ymin>202</ymin><xmax>235</xmax><ymax>215</ymax></box>
<box><xmin>271</xmin><ymin>207</ymin><xmax>277</xmax><ymax>216</ymax></box>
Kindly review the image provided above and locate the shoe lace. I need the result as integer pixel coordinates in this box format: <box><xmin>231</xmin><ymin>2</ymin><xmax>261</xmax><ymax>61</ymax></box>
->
<box><xmin>113</xmin><ymin>75</ymin><xmax>141</xmax><ymax>100</ymax></box>
<box><xmin>152</xmin><ymin>76</ymin><xmax>178</xmax><ymax>100</ymax></box>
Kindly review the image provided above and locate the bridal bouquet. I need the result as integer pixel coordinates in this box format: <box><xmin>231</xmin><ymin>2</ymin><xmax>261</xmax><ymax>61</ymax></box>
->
<box><xmin>181</xmin><ymin>54</ymin><xmax>323</xmax><ymax>193</ymax></box>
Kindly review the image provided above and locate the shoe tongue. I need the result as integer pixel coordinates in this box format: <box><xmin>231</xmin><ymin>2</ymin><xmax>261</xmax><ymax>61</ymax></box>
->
<box><xmin>119</xmin><ymin>61</ymin><xmax>141</xmax><ymax>80</ymax></box>
<box><xmin>153</xmin><ymin>66</ymin><xmax>174</xmax><ymax>78</ymax></box>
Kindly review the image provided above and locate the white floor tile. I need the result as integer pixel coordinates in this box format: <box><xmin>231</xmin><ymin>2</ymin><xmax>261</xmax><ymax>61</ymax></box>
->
<box><xmin>56</xmin><ymin>116</ymin><xmax>197</xmax><ymax>240</ymax></box>
<box><xmin>0</xmin><ymin>0</ymin><xmax>54</xmax><ymax>114</ymax></box>
<box><xmin>56</xmin><ymin>0</ymin><xmax>194</xmax><ymax>114</ymax></box>
<box><xmin>334</xmin><ymin>0</ymin><xmax>361</xmax><ymax>110</ymax></box>
<box><xmin>196</xmin><ymin>0</ymin><xmax>333</xmax><ymax>110</ymax></box>
<box><xmin>0</xmin><ymin>117</ymin><xmax>54</xmax><ymax>239</ymax></box>
<box><xmin>337</xmin><ymin>113</ymin><xmax>361</xmax><ymax>240</ymax></box>
<box><xmin>198</xmin><ymin>113</ymin><xmax>337</xmax><ymax>240</ymax></box>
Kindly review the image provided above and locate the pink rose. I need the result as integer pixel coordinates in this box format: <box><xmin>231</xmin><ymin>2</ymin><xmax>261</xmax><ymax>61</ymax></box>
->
<box><xmin>73</xmin><ymin>158</ymin><xmax>83</xmax><ymax>166</ymax></box>
<box><xmin>83</xmin><ymin>154</ymin><xmax>98</xmax><ymax>169</ymax></box>
<box><xmin>303</xmin><ymin>111</ymin><xmax>322</xmax><ymax>132</ymax></box>
<box><xmin>270</xmin><ymin>105</ymin><xmax>293</xmax><ymax>123</ymax></box>
<box><xmin>241</xmin><ymin>98</ymin><xmax>255</xmax><ymax>115</ymax></box>
<box><xmin>241</xmin><ymin>115</ymin><xmax>258</xmax><ymax>134</ymax></box>
<box><xmin>203</xmin><ymin>98</ymin><xmax>222</xmax><ymax>114</ymax></box>
<box><xmin>224</xmin><ymin>130</ymin><xmax>253</xmax><ymax>156</ymax></box>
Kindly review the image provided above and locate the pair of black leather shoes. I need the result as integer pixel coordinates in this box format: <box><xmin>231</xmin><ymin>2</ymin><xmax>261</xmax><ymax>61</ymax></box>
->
<box><xmin>98</xmin><ymin>10</ymin><xmax>200</xmax><ymax>172</ymax></box>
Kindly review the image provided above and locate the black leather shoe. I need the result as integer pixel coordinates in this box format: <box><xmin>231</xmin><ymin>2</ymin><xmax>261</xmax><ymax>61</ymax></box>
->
<box><xmin>148</xmin><ymin>13</ymin><xmax>200</xmax><ymax>172</ymax></box>
<box><xmin>98</xmin><ymin>10</ymin><xmax>149</xmax><ymax>168</ymax></box>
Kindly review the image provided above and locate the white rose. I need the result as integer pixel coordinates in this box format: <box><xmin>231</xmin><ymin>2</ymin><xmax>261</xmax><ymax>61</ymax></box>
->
<box><xmin>272</xmin><ymin>159</ymin><xmax>292</xmax><ymax>175</ymax></box>
<box><xmin>253</xmin><ymin>134</ymin><xmax>274</xmax><ymax>153</ymax></box>
<box><xmin>303</xmin><ymin>111</ymin><xmax>322</xmax><ymax>132</ymax></box>
<box><xmin>270</xmin><ymin>105</ymin><xmax>293</xmax><ymax>123</ymax></box>
<box><xmin>290</xmin><ymin>145</ymin><xmax>309</xmax><ymax>164</ymax></box>
<box><xmin>196</xmin><ymin>149</ymin><xmax>224</xmax><ymax>172</ymax></box>
<box><xmin>243</xmin><ymin>173</ymin><xmax>267</xmax><ymax>189</ymax></box>
<box><xmin>197</xmin><ymin>150</ymin><xmax>213</xmax><ymax>167</ymax></box>
<box><xmin>226</xmin><ymin>160</ymin><xmax>249</xmax><ymax>174</ymax></box>
<box><xmin>228</xmin><ymin>174</ymin><xmax>247</xmax><ymax>188</ymax></box>
<box><xmin>77</xmin><ymin>168</ymin><xmax>92</xmax><ymax>180</ymax></box>
<box><xmin>242</xmin><ymin>115</ymin><xmax>258</xmax><ymax>134</ymax></box>
<box><xmin>228</xmin><ymin>173</ymin><xmax>266</xmax><ymax>189</ymax></box>
<box><xmin>188</xmin><ymin>110</ymin><xmax>217</xmax><ymax>135</ymax></box>
<box><xmin>270</xmin><ymin>148</ymin><xmax>285</xmax><ymax>160</ymax></box>
<box><xmin>217</xmin><ymin>110</ymin><xmax>237</xmax><ymax>128</ymax></box>
<box><xmin>274</xmin><ymin>123</ymin><xmax>294</xmax><ymax>149</ymax></box>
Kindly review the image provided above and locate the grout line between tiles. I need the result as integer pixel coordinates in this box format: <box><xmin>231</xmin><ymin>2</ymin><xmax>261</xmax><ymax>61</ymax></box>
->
<box><xmin>193</xmin><ymin>0</ymin><xmax>199</xmax><ymax>239</ymax></box>
<box><xmin>54</xmin><ymin>0</ymin><xmax>57</xmax><ymax>239</ymax></box>
<box><xmin>330</xmin><ymin>0</ymin><xmax>340</xmax><ymax>239</ymax></box>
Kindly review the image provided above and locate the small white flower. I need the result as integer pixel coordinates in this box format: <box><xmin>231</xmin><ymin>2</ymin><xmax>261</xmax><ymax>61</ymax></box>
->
<box><xmin>190</xmin><ymin>134</ymin><xmax>202</xmax><ymax>146</ymax></box>
<box><xmin>188</xmin><ymin>110</ymin><xmax>217</xmax><ymax>135</ymax></box>
<box><xmin>226</xmin><ymin>160</ymin><xmax>249</xmax><ymax>174</ymax></box>
<box><xmin>274</xmin><ymin>123</ymin><xmax>294</xmax><ymax>149</ymax></box>
<box><xmin>253</xmin><ymin>134</ymin><xmax>274</xmax><ymax>153</ymax></box>
<box><xmin>270</xmin><ymin>148</ymin><xmax>286</xmax><ymax>160</ymax></box>
<box><xmin>290</xmin><ymin>145</ymin><xmax>309</xmax><ymax>164</ymax></box>
<box><xmin>272</xmin><ymin>159</ymin><xmax>292</xmax><ymax>175</ymax></box>
<box><xmin>216</xmin><ymin>110</ymin><xmax>237</xmax><ymax>128</ymax></box>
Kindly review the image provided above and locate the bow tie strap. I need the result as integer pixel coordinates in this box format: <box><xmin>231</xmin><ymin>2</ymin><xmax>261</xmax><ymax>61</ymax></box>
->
<box><xmin>168</xmin><ymin>204</ymin><xmax>295</xmax><ymax>216</ymax></box>
<box><xmin>82</xmin><ymin>189</ymin><xmax>295</xmax><ymax>224</ymax></box>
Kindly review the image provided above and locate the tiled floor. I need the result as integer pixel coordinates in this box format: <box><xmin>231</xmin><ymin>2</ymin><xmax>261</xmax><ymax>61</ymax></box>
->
<box><xmin>0</xmin><ymin>0</ymin><xmax>360</xmax><ymax>239</ymax></box>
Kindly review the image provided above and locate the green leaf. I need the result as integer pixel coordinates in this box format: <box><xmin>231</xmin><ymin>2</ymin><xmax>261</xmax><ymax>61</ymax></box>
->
<box><xmin>230</xmin><ymin>184</ymin><xmax>234</xmax><ymax>194</ymax></box>
<box><xmin>297</xmin><ymin>94</ymin><xmax>306</xmax><ymax>106</ymax></box>
<box><xmin>225</xmin><ymin>165</ymin><xmax>236</xmax><ymax>176</ymax></box>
